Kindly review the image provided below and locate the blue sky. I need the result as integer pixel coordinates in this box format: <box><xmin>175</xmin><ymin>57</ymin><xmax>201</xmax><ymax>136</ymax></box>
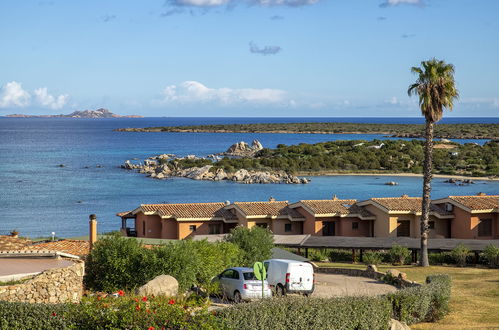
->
<box><xmin>0</xmin><ymin>0</ymin><xmax>498</xmax><ymax>117</ymax></box>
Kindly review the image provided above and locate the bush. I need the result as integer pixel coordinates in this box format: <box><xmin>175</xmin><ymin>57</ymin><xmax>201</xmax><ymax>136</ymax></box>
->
<box><xmin>483</xmin><ymin>244</ymin><xmax>499</xmax><ymax>268</ymax></box>
<box><xmin>84</xmin><ymin>233</ymin><xmax>157</xmax><ymax>292</ymax></box>
<box><xmin>362</xmin><ymin>251</ymin><xmax>383</xmax><ymax>265</ymax></box>
<box><xmin>428</xmin><ymin>252</ymin><xmax>454</xmax><ymax>265</ymax></box>
<box><xmin>425</xmin><ymin>275</ymin><xmax>452</xmax><ymax>321</ymax></box>
<box><xmin>387</xmin><ymin>274</ymin><xmax>451</xmax><ymax>325</ymax></box>
<box><xmin>0</xmin><ymin>301</ymin><xmax>75</xmax><ymax>329</ymax></box>
<box><xmin>0</xmin><ymin>295</ymin><xmax>220</xmax><ymax>330</ymax></box>
<box><xmin>218</xmin><ymin>296</ymin><xmax>391</xmax><ymax>330</ymax></box>
<box><xmin>308</xmin><ymin>249</ymin><xmax>329</xmax><ymax>262</ymax></box>
<box><xmin>85</xmin><ymin>234</ymin><xmax>241</xmax><ymax>293</ymax></box>
<box><xmin>451</xmin><ymin>244</ymin><xmax>471</xmax><ymax>267</ymax></box>
<box><xmin>225</xmin><ymin>226</ymin><xmax>273</xmax><ymax>266</ymax></box>
<box><xmin>328</xmin><ymin>249</ymin><xmax>355</xmax><ymax>262</ymax></box>
<box><xmin>389</xmin><ymin>244</ymin><xmax>411</xmax><ymax>265</ymax></box>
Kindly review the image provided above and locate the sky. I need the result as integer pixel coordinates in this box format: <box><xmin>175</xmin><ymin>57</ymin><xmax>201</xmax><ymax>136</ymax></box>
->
<box><xmin>0</xmin><ymin>0</ymin><xmax>498</xmax><ymax>117</ymax></box>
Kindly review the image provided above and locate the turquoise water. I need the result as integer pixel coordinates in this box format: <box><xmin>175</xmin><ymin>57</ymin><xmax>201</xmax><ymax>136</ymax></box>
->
<box><xmin>1</xmin><ymin>117</ymin><xmax>497</xmax><ymax>237</ymax></box>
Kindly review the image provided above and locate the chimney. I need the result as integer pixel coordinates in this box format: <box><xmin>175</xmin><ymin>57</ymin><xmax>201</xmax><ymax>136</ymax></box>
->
<box><xmin>225</xmin><ymin>200</ymin><xmax>231</xmax><ymax>206</ymax></box>
<box><xmin>269</xmin><ymin>196</ymin><xmax>276</xmax><ymax>202</ymax></box>
<box><xmin>477</xmin><ymin>192</ymin><xmax>486</xmax><ymax>196</ymax></box>
<box><xmin>332</xmin><ymin>194</ymin><xmax>338</xmax><ymax>201</ymax></box>
<box><xmin>401</xmin><ymin>194</ymin><xmax>409</xmax><ymax>198</ymax></box>
<box><xmin>89</xmin><ymin>214</ymin><xmax>97</xmax><ymax>250</ymax></box>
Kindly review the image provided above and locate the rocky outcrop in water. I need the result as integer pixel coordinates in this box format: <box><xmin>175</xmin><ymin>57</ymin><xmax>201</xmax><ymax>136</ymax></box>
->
<box><xmin>222</xmin><ymin>140</ymin><xmax>263</xmax><ymax>157</ymax></box>
<box><xmin>121</xmin><ymin>160</ymin><xmax>309</xmax><ymax>184</ymax></box>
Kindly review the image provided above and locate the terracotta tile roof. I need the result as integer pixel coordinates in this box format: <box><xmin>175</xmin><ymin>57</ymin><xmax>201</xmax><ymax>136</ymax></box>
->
<box><xmin>293</xmin><ymin>200</ymin><xmax>374</xmax><ymax>218</ymax></box>
<box><xmin>0</xmin><ymin>235</ymin><xmax>32</xmax><ymax>251</ymax></box>
<box><xmin>233</xmin><ymin>201</ymin><xmax>304</xmax><ymax>219</ymax></box>
<box><xmin>116</xmin><ymin>210</ymin><xmax>134</xmax><ymax>217</ymax></box>
<box><xmin>139</xmin><ymin>202</ymin><xmax>232</xmax><ymax>219</ymax></box>
<box><xmin>447</xmin><ymin>195</ymin><xmax>499</xmax><ymax>211</ymax></box>
<box><xmin>25</xmin><ymin>240</ymin><xmax>90</xmax><ymax>257</ymax></box>
<box><xmin>369</xmin><ymin>196</ymin><xmax>452</xmax><ymax>216</ymax></box>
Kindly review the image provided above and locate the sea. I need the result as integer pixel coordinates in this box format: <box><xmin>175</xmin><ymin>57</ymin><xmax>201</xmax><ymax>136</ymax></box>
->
<box><xmin>1</xmin><ymin>117</ymin><xmax>498</xmax><ymax>238</ymax></box>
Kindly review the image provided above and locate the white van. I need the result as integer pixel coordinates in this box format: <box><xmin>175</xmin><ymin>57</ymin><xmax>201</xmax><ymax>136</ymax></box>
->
<box><xmin>263</xmin><ymin>259</ymin><xmax>314</xmax><ymax>296</ymax></box>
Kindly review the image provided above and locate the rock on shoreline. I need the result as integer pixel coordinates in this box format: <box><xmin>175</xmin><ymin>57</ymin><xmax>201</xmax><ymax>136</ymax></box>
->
<box><xmin>121</xmin><ymin>160</ymin><xmax>309</xmax><ymax>184</ymax></box>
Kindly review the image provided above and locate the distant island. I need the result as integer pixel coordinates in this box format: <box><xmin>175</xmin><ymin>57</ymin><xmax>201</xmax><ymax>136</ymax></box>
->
<box><xmin>5</xmin><ymin>108</ymin><xmax>143</xmax><ymax>118</ymax></box>
<box><xmin>115</xmin><ymin>122</ymin><xmax>498</xmax><ymax>140</ymax></box>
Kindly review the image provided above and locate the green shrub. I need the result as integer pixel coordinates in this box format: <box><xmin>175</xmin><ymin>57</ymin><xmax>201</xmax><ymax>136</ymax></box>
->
<box><xmin>85</xmin><ymin>234</ymin><xmax>241</xmax><ymax>293</ymax></box>
<box><xmin>308</xmin><ymin>249</ymin><xmax>329</xmax><ymax>262</ymax></box>
<box><xmin>428</xmin><ymin>252</ymin><xmax>454</xmax><ymax>265</ymax></box>
<box><xmin>84</xmin><ymin>233</ymin><xmax>157</xmax><ymax>292</ymax></box>
<box><xmin>425</xmin><ymin>274</ymin><xmax>452</xmax><ymax>321</ymax></box>
<box><xmin>328</xmin><ymin>249</ymin><xmax>355</xmax><ymax>262</ymax></box>
<box><xmin>483</xmin><ymin>244</ymin><xmax>499</xmax><ymax>268</ymax></box>
<box><xmin>0</xmin><ymin>301</ymin><xmax>75</xmax><ymax>329</ymax></box>
<box><xmin>389</xmin><ymin>244</ymin><xmax>411</xmax><ymax>265</ymax></box>
<box><xmin>451</xmin><ymin>244</ymin><xmax>471</xmax><ymax>267</ymax></box>
<box><xmin>362</xmin><ymin>251</ymin><xmax>383</xmax><ymax>265</ymax></box>
<box><xmin>218</xmin><ymin>296</ymin><xmax>391</xmax><ymax>330</ymax></box>
<box><xmin>387</xmin><ymin>274</ymin><xmax>452</xmax><ymax>325</ymax></box>
<box><xmin>225</xmin><ymin>226</ymin><xmax>273</xmax><ymax>266</ymax></box>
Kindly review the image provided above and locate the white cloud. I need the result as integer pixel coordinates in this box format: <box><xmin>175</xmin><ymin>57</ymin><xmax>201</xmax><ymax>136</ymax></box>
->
<box><xmin>460</xmin><ymin>97</ymin><xmax>499</xmax><ymax>108</ymax></box>
<box><xmin>0</xmin><ymin>81</ymin><xmax>31</xmax><ymax>108</ymax></box>
<box><xmin>34</xmin><ymin>87</ymin><xmax>69</xmax><ymax>110</ymax></box>
<box><xmin>164</xmin><ymin>0</ymin><xmax>319</xmax><ymax>12</ymax></box>
<box><xmin>0</xmin><ymin>81</ymin><xmax>69</xmax><ymax>110</ymax></box>
<box><xmin>172</xmin><ymin>0</ymin><xmax>229</xmax><ymax>6</ymax></box>
<box><xmin>388</xmin><ymin>96</ymin><xmax>399</xmax><ymax>105</ymax></box>
<box><xmin>160</xmin><ymin>81</ymin><xmax>288</xmax><ymax>105</ymax></box>
<box><xmin>380</xmin><ymin>0</ymin><xmax>423</xmax><ymax>7</ymax></box>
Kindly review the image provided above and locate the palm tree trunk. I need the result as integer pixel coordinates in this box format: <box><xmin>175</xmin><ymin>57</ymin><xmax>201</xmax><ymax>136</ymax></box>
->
<box><xmin>420</xmin><ymin>119</ymin><xmax>434</xmax><ymax>267</ymax></box>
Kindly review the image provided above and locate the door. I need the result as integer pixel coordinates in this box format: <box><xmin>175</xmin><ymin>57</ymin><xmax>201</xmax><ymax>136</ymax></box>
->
<box><xmin>397</xmin><ymin>220</ymin><xmax>410</xmax><ymax>237</ymax></box>
<box><xmin>322</xmin><ymin>222</ymin><xmax>335</xmax><ymax>236</ymax></box>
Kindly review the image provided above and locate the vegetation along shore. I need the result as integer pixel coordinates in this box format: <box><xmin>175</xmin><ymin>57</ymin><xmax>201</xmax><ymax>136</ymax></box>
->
<box><xmin>123</xmin><ymin>139</ymin><xmax>498</xmax><ymax>181</ymax></box>
<box><xmin>115</xmin><ymin>122</ymin><xmax>499</xmax><ymax>140</ymax></box>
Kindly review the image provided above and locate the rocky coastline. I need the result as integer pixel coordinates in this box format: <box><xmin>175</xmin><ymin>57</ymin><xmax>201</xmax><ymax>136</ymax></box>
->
<box><xmin>121</xmin><ymin>140</ymin><xmax>309</xmax><ymax>184</ymax></box>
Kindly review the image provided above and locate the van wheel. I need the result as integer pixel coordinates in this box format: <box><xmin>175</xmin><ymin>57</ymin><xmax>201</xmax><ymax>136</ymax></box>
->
<box><xmin>276</xmin><ymin>284</ymin><xmax>286</xmax><ymax>297</ymax></box>
<box><xmin>233</xmin><ymin>291</ymin><xmax>242</xmax><ymax>303</ymax></box>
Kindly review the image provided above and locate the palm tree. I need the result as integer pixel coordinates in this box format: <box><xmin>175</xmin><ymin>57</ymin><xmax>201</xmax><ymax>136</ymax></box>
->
<box><xmin>408</xmin><ymin>58</ymin><xmax>459</xmax><ymax>267</ymax></box>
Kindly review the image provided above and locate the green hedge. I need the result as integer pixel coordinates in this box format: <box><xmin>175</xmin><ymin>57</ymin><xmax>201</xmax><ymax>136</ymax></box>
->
<box><xmin>218</xmin><ymin>296</ymin><xmax>392</xmax><ymax>330</ymax></box>
<box><xmin>0</xmin><ymin>275</ymin><xmax>451</xmax><ymax>329</ymax></box>
<box><xmin>387</xmin><ymin>274</ymin><xmax>451</xmax><ymax>325</ymax></box>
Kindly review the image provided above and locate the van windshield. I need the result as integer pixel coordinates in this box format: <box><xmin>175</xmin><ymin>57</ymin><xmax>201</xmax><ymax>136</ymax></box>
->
<box><xmin>243</xmin><ymin>272</ymin><xmax>257</xmax><ymax>280</ymax></box>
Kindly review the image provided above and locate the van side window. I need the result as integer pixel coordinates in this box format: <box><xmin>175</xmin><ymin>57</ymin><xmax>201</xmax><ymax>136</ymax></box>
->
<box><xmin>232</xmin><ymin>271</ymin><xmax>240</xmax><ymax>280</ymax></box>
<box><xmin>264</xmin><ymin>262</ymin><xmax>269</xmax><ymax>272</ymax></box>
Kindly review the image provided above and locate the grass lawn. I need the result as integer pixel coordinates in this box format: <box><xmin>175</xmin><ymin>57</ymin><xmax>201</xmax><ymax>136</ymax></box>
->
<box><xmin>316</xmin><ymin>262</ymin><xmax>499</xmax><ymax>329</ymax></box>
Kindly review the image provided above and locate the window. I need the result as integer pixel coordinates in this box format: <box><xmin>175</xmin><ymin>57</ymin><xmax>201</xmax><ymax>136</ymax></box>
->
<box><xmin>478</xmin><ymin>219</ymin><xmax>492</xmax><ymax>237</ymax></box>
<box><xmin>221</xmin><ymin>269</ymin><xmax>233</xmax><ymax>278</ymax></box>
<box><xmin>428</xmin><ymin>221</ymin><xmax>435</xmax><ymax>230</ymax></box>
<box><xmin>243</xmin><ymin>272</ymin><xmax>257</xmax><ymax>280</ymax></box>
<box><xmin>352</xmin><ymin>222</ymin><xmax>359</xmax><ymax>230</ymax></box>
<box><xmin>285</xmin><ymin>223</ymin><xmax>292</xmax><ymax>232</ymax></box>
<box><xmin>256</xmin><ymin>223</ymin><xmax>268</xmax><ymax>228</ymax></box>
<box><xmin>189</xmin><ymin>225</ymin><xmax>197</xmax><ymax>232</ymax></box>
<box><xmin>209</xmin><ymin>224</ymin><xmax>221</xmax><ymax>234</ymax></box>
<box><xmin>323</xmin><ymin>222</ymin><xmax>335</xmax><ymax>236</ymax></box>
<box><xmin>397</xmin><ymin>220</ymin><xmax>410</xmax><ymax>237</ymax></box>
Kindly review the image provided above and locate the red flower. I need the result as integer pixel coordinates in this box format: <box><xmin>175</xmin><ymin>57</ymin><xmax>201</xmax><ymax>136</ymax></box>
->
<box><xmin>148</xmin><ymin>327</ymin><xmax>155</xmax><ymax>330</ymax></box>
<box><xmin>136</xmin><ymin>305</ymin><xmax>141</xmax><ymax>311</ymax></box>
<box><xmin>168</xmin><ymin>299</ymin><xmax>175</xmax><ymax>305</ymax></box>
<box><xmin>97</xmin><ymin>296</ymin><xmax>102</xmax><ymax>301</ymax></box>
<box><xmin>52</xmin><ymin>312</ymin><xmax>57</xmax><ymax>317</ymax></box>
<box><xmin>117</xmin><ymin>290</ymin><xmax>125</xmax><ymax>296</ymax></box>
<box><xmin>134</xmin><ymin>298</ymin><xmax>139</xmax><ymax>302</ymax></box>
<box><xmin>142</xmin><ymin>296</ymin><xmax>147</xmax><ymax>302</ymax></box>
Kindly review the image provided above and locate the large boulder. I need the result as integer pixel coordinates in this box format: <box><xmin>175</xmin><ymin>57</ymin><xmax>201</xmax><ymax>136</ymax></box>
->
<box><xmin>389</xmin><ymin>319</ymin><xmax>410</xmax><ymax>330</ymax></box>
<box><xmin>183</xmin><ymin>165</ymin><xmax>213</xmax><ymax>180</ymax></box>
<box><xmin>251</xmin><ymin>140</ymin><xmax>263</xmax><ymax>151</ymax></box>
<box><xmin>136</xmin><ymin>275</ymin><xmax>178</xmax><ymax>297</ymax></box>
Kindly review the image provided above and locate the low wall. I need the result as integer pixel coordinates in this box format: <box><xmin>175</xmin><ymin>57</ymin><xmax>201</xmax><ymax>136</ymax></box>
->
<box><xmin>314</xmin><ymin>266</ymin><xmax>417</xmax><ymax>288</ymax></box>
<box><xmin>0</xmin><ymin>260</ymin><xmax>84</xmax><ymax>304</ymax></box>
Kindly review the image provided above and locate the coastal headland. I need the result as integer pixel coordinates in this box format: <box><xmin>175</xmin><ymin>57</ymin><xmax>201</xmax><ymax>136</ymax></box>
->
<box><xmin>115</xmin><ymin>122</ymin><xmax>499</xmax><ymax>140</ymax></box>
<box><xmin>5</xmin><ymin>108</ymin><xmax>143</xmax><ymax>118</ymax></box>
<box><xmin>122</xmin><ymin>138</ymin><xmax>498</xmax><ymax>183</ymax></box>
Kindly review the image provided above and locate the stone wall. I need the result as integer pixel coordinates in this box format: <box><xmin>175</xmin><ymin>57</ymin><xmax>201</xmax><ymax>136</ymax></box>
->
<box><xmin>0</xmin><ymin>260</ymin><xmax>84</xmax><ymax>304</ymax></box>
<box><xmin>314</xmin><ymin>266</ymin><xmax>417</xmax><ymax>288</ymax></box>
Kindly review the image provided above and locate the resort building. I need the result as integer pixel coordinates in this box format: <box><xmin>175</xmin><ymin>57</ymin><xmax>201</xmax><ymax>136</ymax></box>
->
<box><xmin>288</xmin><ymin>198</ymin><xmax>375</xmax><ymax>237</ymax></box>
<box><xmin>117</xmin><ymin>193</ymin><xmax>499</xmax><ymax>240</ymax></box>
<box><xmin>357</xmin><ymin>195</ymin><xmax>453</xmax><ymax>238</ymax></box>
<box><xmin>432</xmin><ymin>194</ymin><xmax>499</xmax><ymax>239</ymax></box>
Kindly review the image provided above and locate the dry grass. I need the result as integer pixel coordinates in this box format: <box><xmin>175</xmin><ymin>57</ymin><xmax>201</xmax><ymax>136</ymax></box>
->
<box><xmin>316</xmin><ymin>262</ymin><xmax>499</xmax><ymax>329</ymax></box>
